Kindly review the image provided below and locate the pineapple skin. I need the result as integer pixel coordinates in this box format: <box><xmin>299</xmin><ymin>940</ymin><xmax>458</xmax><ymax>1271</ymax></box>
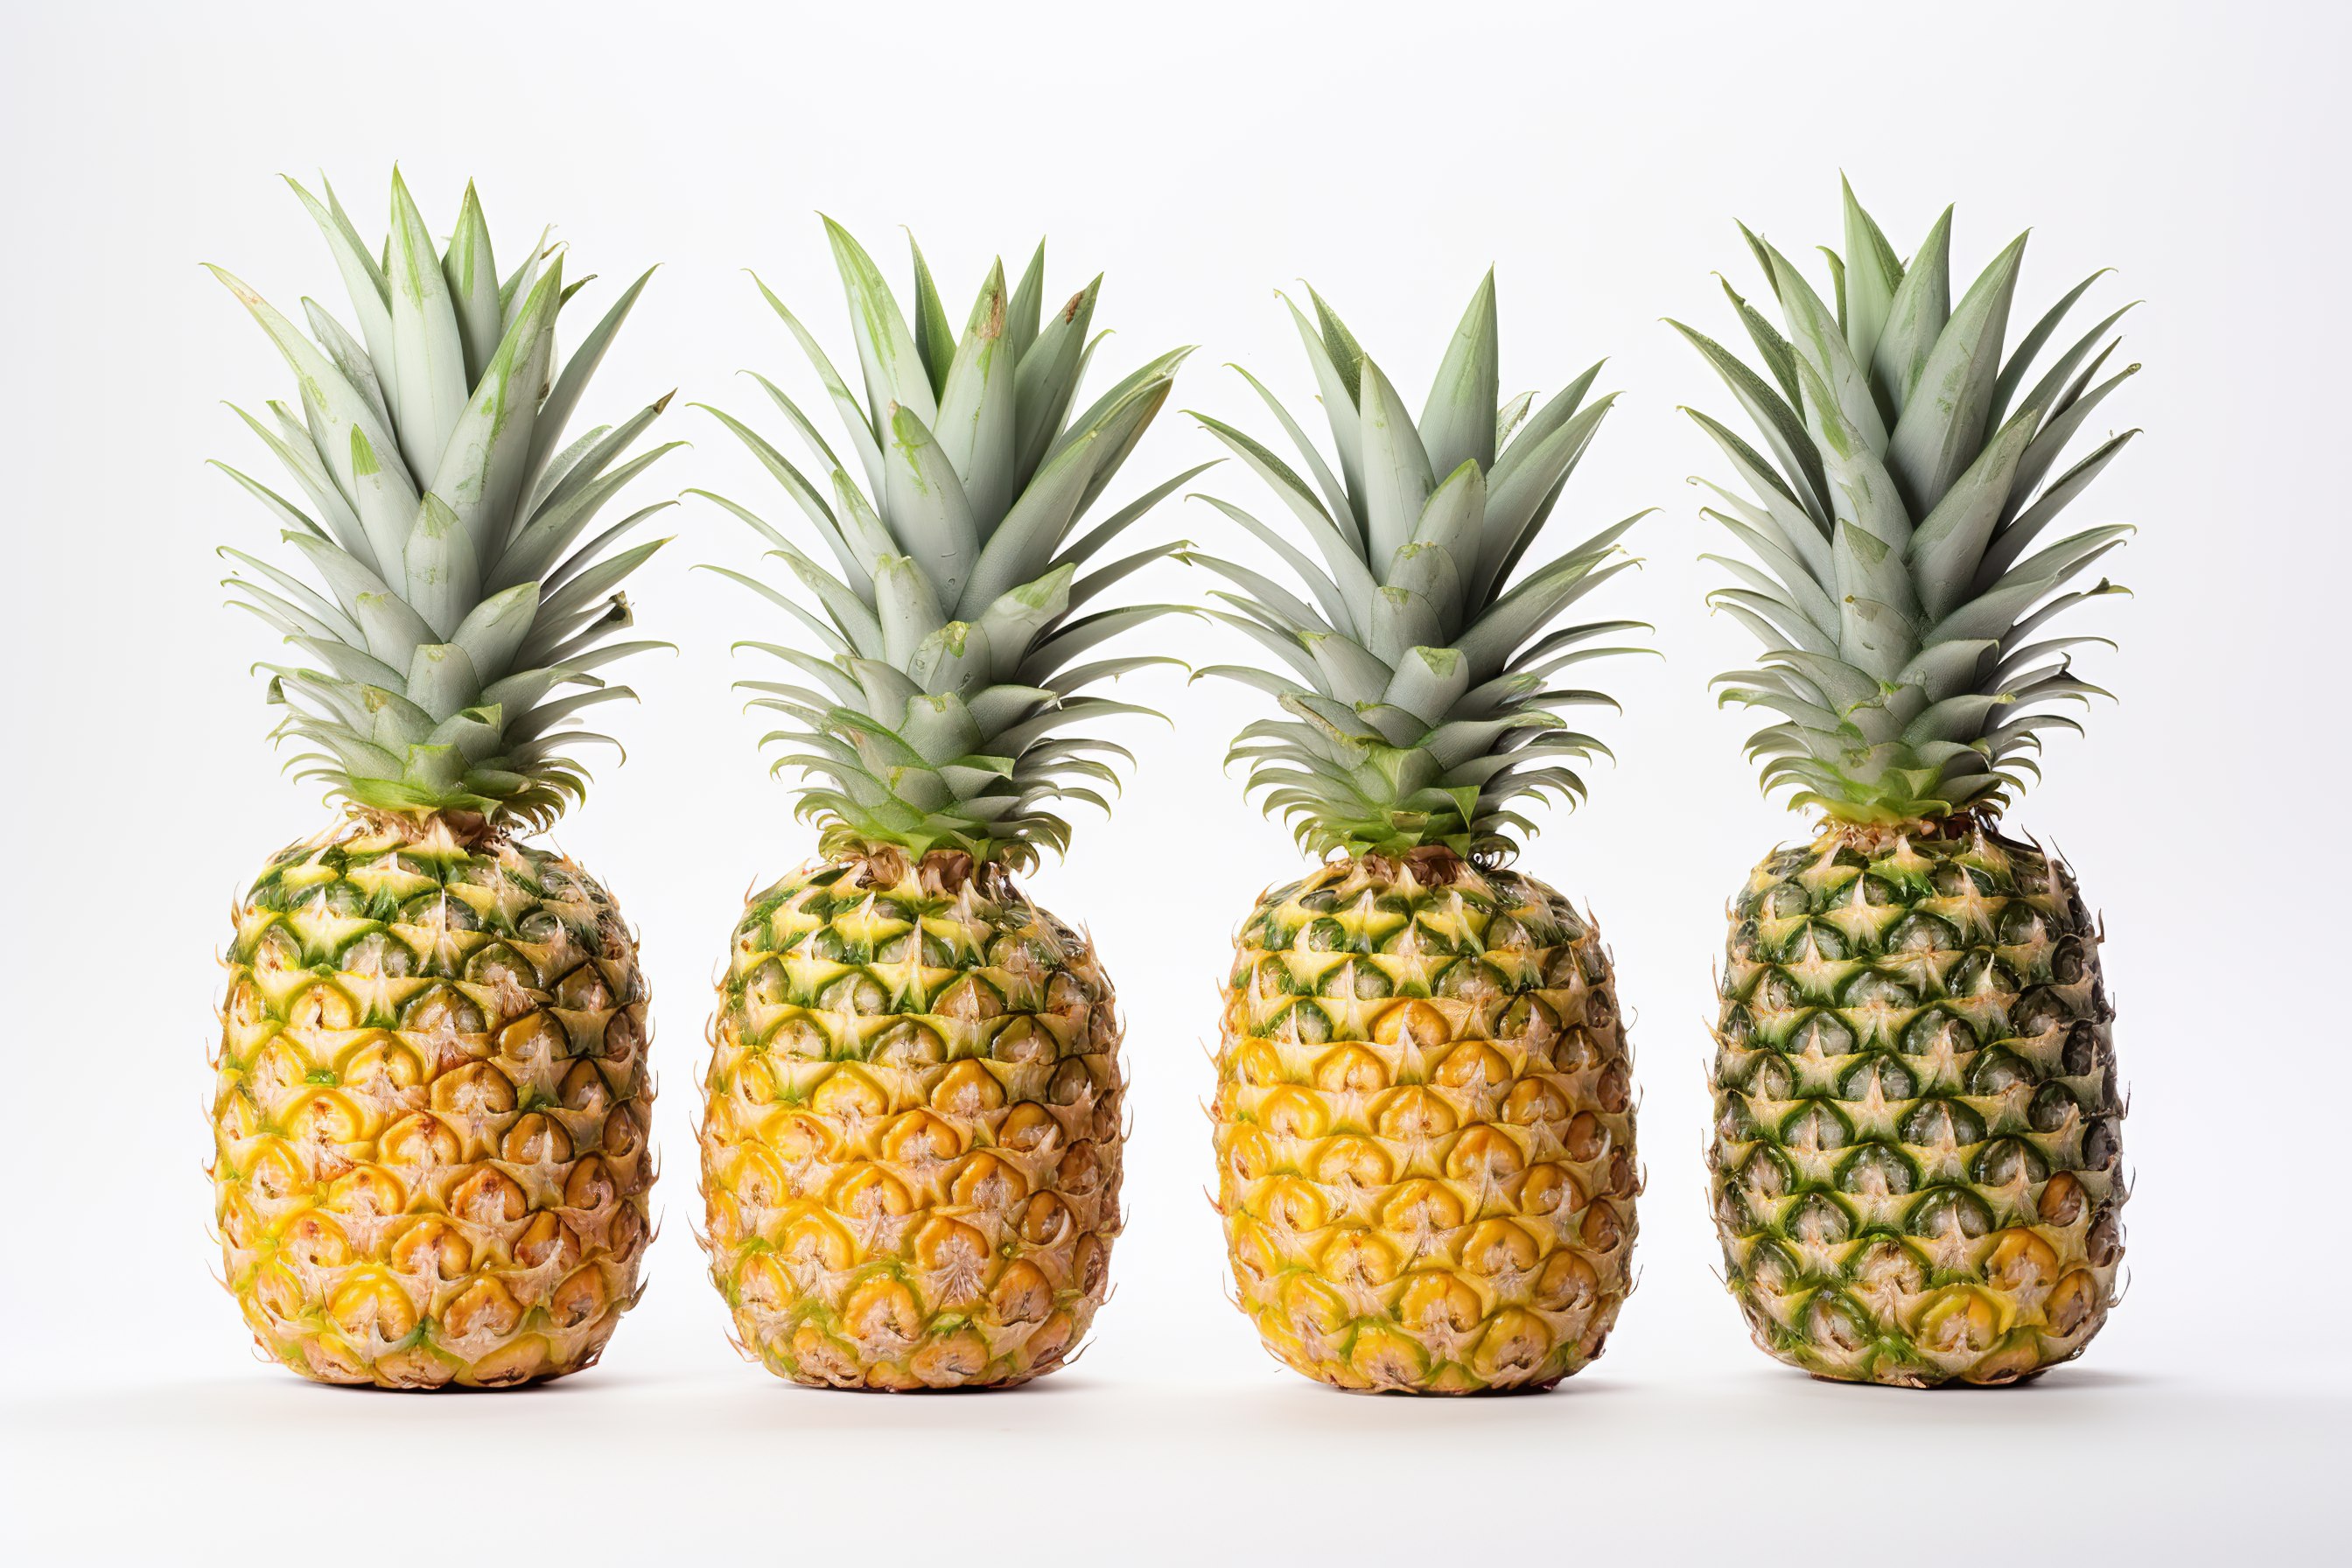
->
<box><xmin>1710</xmin><ymin>820</ymin><xmax>2125</xmax><ymax>1386</ymax></box>
<box><xmin>1214</xmin><ymin>852</ymin><xmax>1638</xmax><ymax>1393</ymax></box>
<box><xmin>211</xmin><ymin>817</ymin><xmax>654</xmax><ymax>1388</ymax></box>
<box><xmin>701</xmin><ymin>849</ymin><xmax>1123</xmax><ymax>1390</ymax></box>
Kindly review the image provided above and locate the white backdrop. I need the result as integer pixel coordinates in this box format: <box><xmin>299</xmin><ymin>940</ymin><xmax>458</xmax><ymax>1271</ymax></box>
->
<box><xmin>4</xmin><ymin>1</ymin><xmax>2342</xmax><ymax>1562</ymax></box>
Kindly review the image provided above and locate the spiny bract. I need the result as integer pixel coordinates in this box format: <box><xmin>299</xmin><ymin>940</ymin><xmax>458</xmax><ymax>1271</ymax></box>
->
<box><xmin>1678</xmin><ymin>179</ymin><xmax>2133</xmax><ymax>1386</ymax></box>
<box><xmin>696</xmin><ymin>222</ymin><xmax>1191</xmax><ymax>1389</ymax></box>
<box><xmin>208</xmin><ymin>172</ymin><xmax>672</xmax><ymax>1386</ymax></box>
<box><xmin>1194</xmin><ymin>275</ymin><xmax>1645</xmax><ymax>1393</ymax></box>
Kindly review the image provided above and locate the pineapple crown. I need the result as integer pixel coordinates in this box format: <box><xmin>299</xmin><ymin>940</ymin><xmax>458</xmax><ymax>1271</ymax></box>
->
<box><xmin>213</xmin><ymin>170</ymin><xmax>677</xmax><ymax>833</ymax></box>
<box><xmin>699</xmin><ymin>219</ymin><xmax>1201</xmax><ymax>870</ymax></box>
<box><xmin>1675</xmin><ymin>178</ymin><xmax>2139</xmax><ymax>826</ymax></box>
<box><xmin>1186</xmin><ymin>274</ymin><xmax>1649</xmax><ymax>862</ymax></box>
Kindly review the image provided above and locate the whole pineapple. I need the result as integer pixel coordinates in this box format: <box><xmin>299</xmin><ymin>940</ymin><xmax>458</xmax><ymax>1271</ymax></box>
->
<box><xmin>696</xmin><ymin>222</ymin><xmax>1200</xmax><ymax>1390</ymax></box>
<box><xmin>1192</xmin><ymin>276</ymin><xmax>1648</xmax><ymax>1393</ymax></box>
<box><xmin>209</xmin><ymin>172</ymin><xmax>676</xmax><ymax>1387</ymax></box>
<box><xmin>1675</xmin><ymin>181</ymin><xmax>2135</xmax><ymax>1386</ymax></box>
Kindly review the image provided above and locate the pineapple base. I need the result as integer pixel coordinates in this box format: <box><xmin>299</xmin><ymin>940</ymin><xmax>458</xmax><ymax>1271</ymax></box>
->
<box><xmin>210</xmin><ymin>816</ymin><xmax>654</xmax><ymax>1389</ymax></box>
<box><xmin>700</xmin><ymin>848</ymin><xmax>1124</xmax><ymax>1390</ymax></box>
<box><xmin>1710</xmin><ymin>819</ymin><xmax>2125</xmax><ymax>1388</ymax></box>
<box><xmin>1214</xmin><ymin>851</ymin><xmax>1638</xmax><ymax>1394</ymax></box>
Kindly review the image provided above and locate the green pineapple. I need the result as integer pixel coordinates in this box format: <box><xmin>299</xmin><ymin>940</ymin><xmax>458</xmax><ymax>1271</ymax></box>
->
<box><xmin>1192</xmin><ymin>275</ymin><xmax>1648</xmax><ymax>1392</ymax></box>
<box><xmin>694</xmin><ymin>222</ymin><xmax>1200</xmax><ymax>1389</ymax></box>
<box><xmin>1676</xmin><ymin>180</ymin><xmax>2135</xmax><ymax>1386</ymax></box>
<box><xmin>208</xmin><ymin>172</ymin><xmax>676</xmax><ymax>1386</ymax></box>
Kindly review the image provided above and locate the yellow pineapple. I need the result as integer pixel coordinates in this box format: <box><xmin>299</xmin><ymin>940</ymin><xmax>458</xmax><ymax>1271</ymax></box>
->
<box><xmin>1191</xmin><ymin>276</ymin><xmax>1648</xmax><ymax>1391</ymax></box>
<box><xmin>694</xmin><ymin>222</ymin><xmax>1197</xmax><ymax>1388</ymax></box>
<box><xmin>208</xmin><ymin>172</ymin><xmax>675</xmax><ymax>1386</ymax></box>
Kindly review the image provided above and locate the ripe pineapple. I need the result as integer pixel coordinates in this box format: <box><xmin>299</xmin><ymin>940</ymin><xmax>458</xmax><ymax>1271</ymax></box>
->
<box><xmin>209</xmin><ymin>172</ymin><xmax>676</xmax><ymax>1387</ymax></box>
<box><xmin>1675</xmin><ymin>181</ymin><xmax>2135</xmax><ymax>1386</ymax></box>
<box><xmin>1192</xmin><ymin>276</ymin><xmax>1648</xmax><ymax>1393</ymax></box>
<box><xmin>696</xmin><ymin>221</ymin><xmax>1200</xmax><ymax>1390</ymax></box>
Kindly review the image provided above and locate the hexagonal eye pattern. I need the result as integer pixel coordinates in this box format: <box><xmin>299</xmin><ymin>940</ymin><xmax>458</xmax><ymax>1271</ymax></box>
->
<box><xmin>212</xmin><ymin>829</ymin><xmax>654</xmax><ymax>1389</ymax></box>
<box><xmin>1211</xmin><ymin>858</ymin><xmax>1638</xmax><ymax>1394</ymax></box>
<box><xmin>1706</xmin><ymin>825</ymin><xmax>2124</xmax><ymax>1387</ymax></box>
<box><xmin>699</xmin><ymin>858</ymin><xmax>1125</xmax><ymax>1391</ymax></box>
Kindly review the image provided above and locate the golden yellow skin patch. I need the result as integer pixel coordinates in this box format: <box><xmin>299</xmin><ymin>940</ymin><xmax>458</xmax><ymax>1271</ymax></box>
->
<box><xmin>702</xmin><ymin>850</ymin><xmax>1123</xmax><ymax>1390</ymax></box>
<box><xmin>1214</xmin><ymin>853</ymin><xmax>1637</xmax><ymax>1394</ymax></box>
<box><xmin>212</xmin><ymin>817</ymin><xmax>653</xmax><ymax>1388</ymax></box>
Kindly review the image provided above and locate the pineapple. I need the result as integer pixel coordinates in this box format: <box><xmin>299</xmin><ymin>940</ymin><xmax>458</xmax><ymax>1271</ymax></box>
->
<box><xmin>695</xmin><ymin>221</ymin><xmax>1200</xmax><ymax>1390</ymax></box>
<box><xmin>208</xmin><ymin>172</ymin><xmax>676</xmax><ymax>1387</ymax></box>
<box><xmin>1675</xmin><ymin>180</ymin><xmax>2135</xmax><ymax>1386</ymax></box>
<box><xmin>1191</xmin><ymin>276</ymin><xmax>1648</xmax><ymax>1393</ymax></box>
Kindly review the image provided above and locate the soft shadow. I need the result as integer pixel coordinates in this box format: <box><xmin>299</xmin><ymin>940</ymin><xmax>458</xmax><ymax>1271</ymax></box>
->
<box><xmin>2020</xmin><ymin>1367</ymin><xmax>2172</xmax><ymax>1392</ymax></box>
<box><xmin>754</xmin><ymin>1370</ymin><xmax>1096</xmax><ymax>1398</ymax></box>
<box><xmin>262</xmin><ymin>1363</ymin><xmax>660</xmax><ymax>1396</ymax></box>
<box><xmin>1284</xmin><ymin>1374</ymin><xmax>1634</xmax><ymax>1404</ymax></box>
<box><xmin>1765</xmin><ymin>1363</ymin><xmax>2174</xmax><ymax>1395</ymax></box>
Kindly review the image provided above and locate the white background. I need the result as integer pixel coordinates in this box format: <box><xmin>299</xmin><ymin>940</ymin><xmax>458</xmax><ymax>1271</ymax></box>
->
<box><xmin>3</xmin><ymin>1</ymin><xmax>2341</xmax><ymax>1562</ymax></box>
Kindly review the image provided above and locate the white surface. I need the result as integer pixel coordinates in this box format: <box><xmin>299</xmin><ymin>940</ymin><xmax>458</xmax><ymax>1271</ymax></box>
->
<box><xmin>5</xmin><ymin>1366</ymin><xmax>2335</xmax><ymax>1559</ymax></box>
<box><xmin>3</xmin><ymin>1</ymin><xmax>2342</xmax><ymax>1563</ymax></box>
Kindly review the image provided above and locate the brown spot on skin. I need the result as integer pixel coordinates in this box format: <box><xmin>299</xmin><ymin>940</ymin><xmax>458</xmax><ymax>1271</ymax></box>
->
<box><xmin>1363</xmin><ymin>845</ymin><xmax>1466</xmax><ymax>887</ymax></box>
<box><xmin>919</xmin><ymin>850</ymin><xmax>975</xmax><ymax>895</ymax></box>
<box><xmin>354</xmin><ymin>807</ymin><xmax>500</xmax><ymax>850</ymax></box>
<box><xmin>849</xmin><ymin>845</ymin><xmax>908</xmax><ymax>889</ymax></box>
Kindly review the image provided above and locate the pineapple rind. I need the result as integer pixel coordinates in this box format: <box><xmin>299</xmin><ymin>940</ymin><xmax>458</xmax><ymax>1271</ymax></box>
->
<box><xmin>1708</xmin><ymin>822</ymin><xmax>2124</xmax><ymax>1386</ymax></box>
<box><xmin>1214</xmin><ymin>855</ymin><xmax>1636</xmax><ymax>1393</ymax></box>
<box><xmin>702</xmin><ymin>850</ymin><xmax>1123</xmax><ymax>1390</ymax></box>
<box><xmin>211</xmin><ymin>816</ymin><xmax>654</xmax><ymax>1388</ymax></box>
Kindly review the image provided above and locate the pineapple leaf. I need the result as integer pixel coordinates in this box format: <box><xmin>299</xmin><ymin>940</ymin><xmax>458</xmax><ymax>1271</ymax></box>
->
<box><xmin>822</xmin><ymin>215</ymin><xmax>938</xmax><ymax>429</ymax></box>
<box><xmin>1885</xmin><ymin>231</ymin><xmax>2028</xmax><ymax>514</ymax></box>
<box><xmin>1872</xmin><ymin>205</ymin><xmax>1954</xmax><ymax>414</ymax></box>
<box><xmin>1418</xmin><ymin>270</ymin><xmax>1501</xmax><ymax>481</ymax></box>
<box><xmin>1011</xmin><ymin>275</ymin><xmax>1101</xmax><ymax>487</ymax></box>
<box><xmin>933</xmin><ymin>257</ymin><xmax>1018</xmax><ymax>528</ymax></box>
<box><xmin>1358</xmin><ymin>355</ymin><xmax>1437</xmax><ymax>574</ymax></box>
<box><xmin>881</xmin><ymin>404</ymin><xmax>980</xmax><ymax>606</ymax></box>
<box><xmin>1764</xmin><ymin>239</ymin><xmax>1889</xmax><ymax>458</ymax></box>
<box><xmin>752</xmin><ymin>272</ymin><xmax>886</xmax><ymax>497</ymax></box>
<box><xmin>1986</xmin><ymin>268</ymin><xmax>2116</xmax><ymax>429</ymax></box>
<box><xmin>284</xmin><ymin>174</ymin><xmax>398</xmax><ymax>407</ymax></box>
<box><xmin>430</xmin><ymin>261</ymin><xmax>563</xmax><ymax>567</ymax></box>
<box><xmin>211</xmin><ymin>267</ymin><xmax>416</xmax><ymax>510</ymax></box>
<box><xmin>385</xmin><ymin>169</ymin><xmax>470</xmax><ymax>475</ymax></box>
<box><xmin>1005</xmin><ymin>241</ymin><xmax>1046</xmax><ymax>364</ymax></box>
<box><xmin>1839</xmin><ymin>176</ymin><xmax>1905</xmax><ymax>374</ymax></box>
<box><xmin>1229</xmin><ymin>362</ymin><xmax>1354</xmax><ymax>526</ymax></box>
<box><xmin>402</xmin><ymin>494</ymin><xmax>481</xmax><ymax>639</ymax></box>
<box><xmin>1280</xmin><ymin>291</ymin><xmax>1367</xmax><ymax>534</ymax></box>
<box><xmin>442</xmin><ymin>182</ymin><xmax>502</xmax><ymax>385</ymax></box>
<box><xmin>1668</xmin><ymin>319</ymin><xmax>1829</xmax><ymax>522</ymax></box>
<box><xmin>906</xmin><ymin>234</ymin><xmax>958</xmax><ymax>402</ymax></box>
<box><xmin>959</xmin><ymin>374</ymin><xmax>1166</xmax><ymax>617</ymax></box>
<box><xmin>301</xmin><ymin>299</ymin><xmax>394</xmax><ymax>433</ymax></box>
<box><xmin>522</xmin><ymin>265</ymin><xmax>658</xmax><ymax>494</ymax></box>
